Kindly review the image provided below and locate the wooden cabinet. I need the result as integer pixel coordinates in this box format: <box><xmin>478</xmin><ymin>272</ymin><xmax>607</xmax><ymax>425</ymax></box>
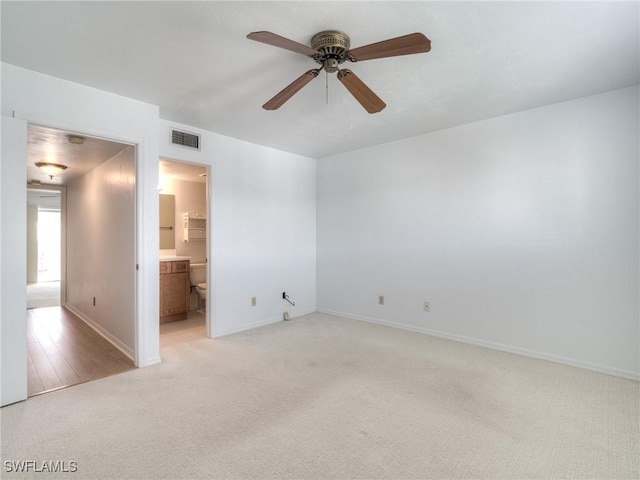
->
<box><xmin>160</xmin><ymin>260</ymin><xmax>190</xmax><ymax>323</ymax></box>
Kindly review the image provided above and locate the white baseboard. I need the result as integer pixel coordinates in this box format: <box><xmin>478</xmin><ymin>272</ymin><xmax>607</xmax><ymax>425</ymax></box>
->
<box><xmin>65</xmin><ymin>304</ymin><xmax>135</xmax><ymax>361</ymax></box>
<box><xmin>136</xmin><ymin>356</ymin><xmax>161</xmax><ymax>368</ymax></box>
<box><xmin>213</xmin><ymin>308</ymin><xmax>316</xmax><ymax>338</ymax></box>
<box><xmin>316</xmin><ymin>308</ymin><xmax>639</xmax><ymax>381</ymax></box>
<box><xmin>290</xmin><ymin>308</ymin><xmax>316</xmax><ymax>319</ymax></box>
<box><xmin>213</xmin><ymin>316</ymin><xmax>282</xmax><ymax>338</ymax></box>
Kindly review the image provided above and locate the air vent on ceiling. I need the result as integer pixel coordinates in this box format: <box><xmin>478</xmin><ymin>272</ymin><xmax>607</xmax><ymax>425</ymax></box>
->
<box><xmin>171</xmin><ymin>129</ymin><xmax>200</xmax><ymax>150</ymax></box>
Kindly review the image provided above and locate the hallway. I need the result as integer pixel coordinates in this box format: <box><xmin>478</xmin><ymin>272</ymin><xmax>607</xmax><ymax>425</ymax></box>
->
<box><xmin>27</xmin><ymin>306</ymin><xmax>134</xmax><ymax>396</ymax></box>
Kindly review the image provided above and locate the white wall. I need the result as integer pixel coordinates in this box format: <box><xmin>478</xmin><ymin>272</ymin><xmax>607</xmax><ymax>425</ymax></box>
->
<box><xmin>317</xmin><ymin>86</ymin><xmax>639</xmax><ymax>379</ymax></box>
<box><xmin>1</xmin><ymin>63</ymin><xmax>161</xmax><ymax>373</ymax></box>
<box><xmin>159</xmin><ymin>121</ymin><xmax>317</xmax><ymax>337</ymax></box>
<box><xmin>1</xmin><ymin>115</ymin><xmax>28</xmax><ymax>406</ymax></box>
<box><xmin>66</xmin><ymin>146</ymin><xmax>136</xmax><ymax>356</ymax></box>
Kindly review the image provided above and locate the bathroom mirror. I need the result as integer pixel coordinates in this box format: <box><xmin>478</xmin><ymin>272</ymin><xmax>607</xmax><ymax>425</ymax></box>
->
<box><xmin>159</xmin><ymin>194</ymin><xmax>175</xmax><ymax>249</ymax></box>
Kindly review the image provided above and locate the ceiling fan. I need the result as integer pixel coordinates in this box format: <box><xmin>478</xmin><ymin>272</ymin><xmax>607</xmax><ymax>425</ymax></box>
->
<box><xmin>247</xmin><ymin>30</ymin><xmax>431</xmax><ymax>113</ymax></box>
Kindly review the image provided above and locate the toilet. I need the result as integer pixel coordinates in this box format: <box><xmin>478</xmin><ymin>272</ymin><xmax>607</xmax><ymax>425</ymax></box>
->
<box><xmin>189</xmin><ymin>263</ymin><xmax>207</xmax><ymax>313</ymax></box>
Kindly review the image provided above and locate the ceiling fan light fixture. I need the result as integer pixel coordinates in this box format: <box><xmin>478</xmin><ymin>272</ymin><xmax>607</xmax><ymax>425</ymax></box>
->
<box><xmin>247</xmin><ymin>29</ymin><xmax>431</xmax><ymax>113</ymax></box>
<box><xmin>311</xmin><ymin>30</ymin><xmax>351</xmax><ymax>72</ymax></box>
<box><xmin>35</xmin><ymin>161</ymin><xmax>67</xmax><ymax>179</ymax></box>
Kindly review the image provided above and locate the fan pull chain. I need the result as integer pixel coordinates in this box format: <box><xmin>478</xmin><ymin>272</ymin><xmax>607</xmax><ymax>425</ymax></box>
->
<box><xmin>325</xmin><ymin>71</ymin><xmax>329</xmax><ymax>105</ymax></box>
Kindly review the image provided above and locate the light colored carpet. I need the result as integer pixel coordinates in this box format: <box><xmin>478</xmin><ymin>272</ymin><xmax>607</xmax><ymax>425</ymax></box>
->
<box><xmin>26</xmin><ymin>281</ymin><xmax>60</xmax><ymax>309</ymax></box>
<box><xmin>1</xmin><ymin>313</ymin><xmax>638</xmax><ymax>479</ymax></box>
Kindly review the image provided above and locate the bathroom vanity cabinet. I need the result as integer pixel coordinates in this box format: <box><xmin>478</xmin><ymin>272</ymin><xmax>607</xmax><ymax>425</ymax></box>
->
<box><xmin>159</xmin><ymin>260</ymin><xmax>190</xmax><ymax>323</ymax></box>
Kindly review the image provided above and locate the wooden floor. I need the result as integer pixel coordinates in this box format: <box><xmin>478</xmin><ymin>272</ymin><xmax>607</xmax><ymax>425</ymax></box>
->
<box><xmin>27</xmin><ymin>307</ymin><xmax>135</xmax><ymax>397</ymax></box>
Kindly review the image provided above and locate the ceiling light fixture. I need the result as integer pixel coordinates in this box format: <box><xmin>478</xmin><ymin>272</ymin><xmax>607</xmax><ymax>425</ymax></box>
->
<box><xmin>35</xmin><ymin>162</ymin><xmax>68</xmax><ymax>180</ymax></box>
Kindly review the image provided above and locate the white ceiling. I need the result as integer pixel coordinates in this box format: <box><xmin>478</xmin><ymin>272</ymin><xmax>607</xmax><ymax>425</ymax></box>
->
<box><xmin>160</xmin><ymin>158</ymin><xmax>207</xmax><ymax>184</ymax></box>
<box><xmin>2</xmin><ymin>1</ymin><xmax>638</xmax><ymax>158</ymax></box>
<box><xmin>27</xmin><ymin>124</ymin><xmax>130</xmax><ymax>185</ymax></box>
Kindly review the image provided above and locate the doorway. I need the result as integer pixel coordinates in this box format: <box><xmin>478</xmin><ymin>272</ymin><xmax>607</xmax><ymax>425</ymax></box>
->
<box><xmin>25</xmin><ymin>124</ymin><xmax>136</xmax><ymax>396</ymax></box>
<box><xmin>158</xmin><ymin>158</ymin><xmax>210</xmax><ymax>349</ymax></box>
<box><xmin>27</xmin><ymin>187</ymin><xmax>63</xmax><ymax>310</ymax></box>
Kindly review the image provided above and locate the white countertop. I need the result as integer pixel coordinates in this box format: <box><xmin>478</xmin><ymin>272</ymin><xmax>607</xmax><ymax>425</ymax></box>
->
<box><xmin>159</xmin><ymin>256</ymin><xmax>191</xmax><ymax>262</ymax></box>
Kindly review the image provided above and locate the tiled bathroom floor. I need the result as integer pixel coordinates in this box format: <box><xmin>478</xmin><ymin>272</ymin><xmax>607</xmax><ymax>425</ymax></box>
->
<box><xmin>160</xmin><ymin>310</ymin><xmax>207</xmax><ymax>348</ymax></box>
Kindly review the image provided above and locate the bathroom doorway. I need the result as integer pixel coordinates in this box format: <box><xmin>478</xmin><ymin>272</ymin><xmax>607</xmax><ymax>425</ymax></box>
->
<box><xmin>158</xmin><ymin>158</ymin><xmax>210</xmax><ymax>348</ymax></box>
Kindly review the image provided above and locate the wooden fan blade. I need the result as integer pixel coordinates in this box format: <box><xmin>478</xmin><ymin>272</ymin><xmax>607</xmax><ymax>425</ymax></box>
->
<box><xmin>247</xmin><ymin>31</ymin><xmax>320</xmax><ymax>57</ymax></box>
<box><xmin>263</xmin><ymin>69</ymin><xmax>320</xmax><ymax>110</ymax></box>
<box><xmin>347</xmin><ymin>33</ymin><xmax>431</xmax><ymax>62</ymax></box>
<box><xmin>337</xmin><ymin>69</ymin><xmax>386</xmax><ymax>114</ymax></box>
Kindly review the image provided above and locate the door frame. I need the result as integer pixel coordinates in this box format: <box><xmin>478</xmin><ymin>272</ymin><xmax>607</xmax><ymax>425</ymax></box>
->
<box><xmin>159</xmin><ymin>156</ymin><xmax>213</xmax><ymax>339</ymax></box>
<box><xmin>2</xmin><ymin>117</ymin><xmax>150</xmax><ymax>407</ymax></box>
<box><xmin>26</xmin><ymin>123</ymin><xmax>139</xmax><ymax>366</ymax></box>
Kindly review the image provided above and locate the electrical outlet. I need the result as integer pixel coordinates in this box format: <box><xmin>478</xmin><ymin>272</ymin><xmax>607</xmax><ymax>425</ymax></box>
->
<box><xmin>283</xmin><ymin>311</ymin><xmax>290</xmax><ymax>321</ymax></box>
<box><xmin>379</xmin><ymin>295</ymin><xmax>384</xmax><ymax>305</ymax></box>
<box><xmin>423</xmin><ymin>301</ymin><xmax>430</xmax><ymax>312</ymax></box>
<box><xmin>251</xmin><ymin>296</ymin><xmax>256</xmax><ymax>306</ymax></box>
